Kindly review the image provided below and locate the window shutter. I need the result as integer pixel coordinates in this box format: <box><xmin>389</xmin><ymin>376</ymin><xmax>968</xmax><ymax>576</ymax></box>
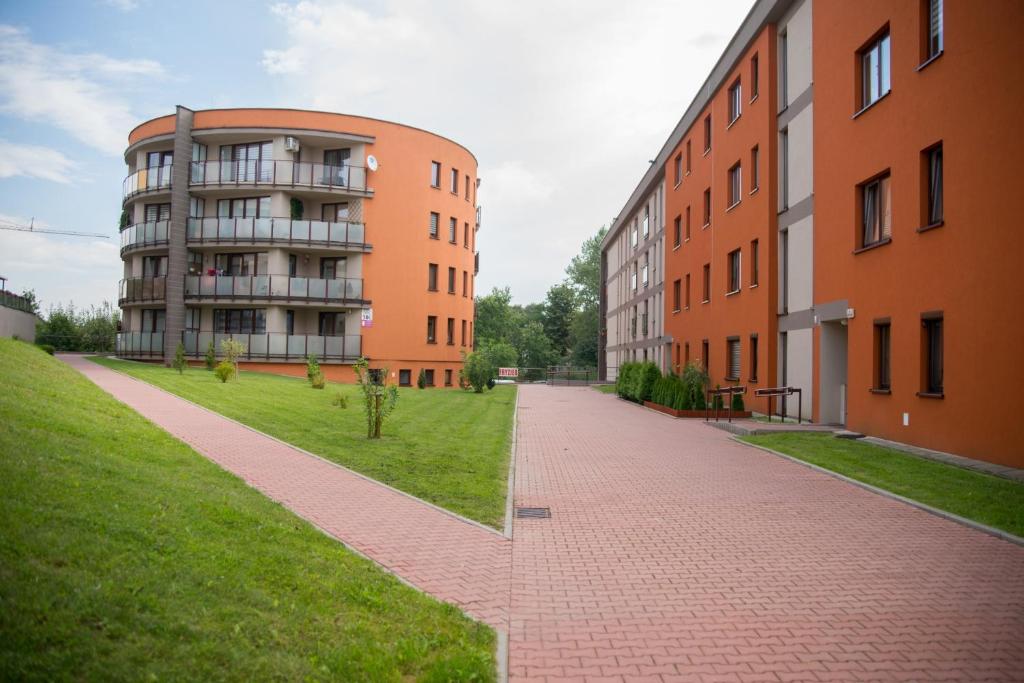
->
<box><xmin>728</xmin><ymin>340</ymin><xmax>741</xmax><ymax>379</ymax></box>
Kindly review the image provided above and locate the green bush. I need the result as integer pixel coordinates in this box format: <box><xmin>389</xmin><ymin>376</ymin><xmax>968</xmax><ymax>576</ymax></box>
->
<box><xmin>311</xmin><ymin>372</ymin><xmax>326</xmax><ymax>389</ymax></box>
<box><xmin>731</xmin><ymin>391</ymin><xmax>745</xmax><ymax>411</ymax></box>
<box><xmin>332</xmin><ymin>392</ymin><xmax>348</xmax><ymax>408</ymax></box>
<box><xmin>306</xmin><ymin>354</ymin><xmax>320</xmax><ymax>384</ymax></box>
<box><xmin>417</xmin><ymin>368</ymin><xmax>427</xmax><ymax>389</ymax></box>
<box><xmin>712</xmin><ymin>384</ymin><xmax>725</xmax><ymax>410</ymax></box>
<box><xmin>637</xmin><ymin>362</ymin><xmax>661</xmax><ymax>403</ymax></box>
<box><xmin>615</xmin><ymin>362</ymin><xmax>636</xmax><ymax>400</ymax></box>
<box><xmin>172</xmin><ymin>342</ymin><xmax>187</xmax><ymax>374</ymax></box>
<box><xmin>36</xmin><ymin>343</ymin><xmax>55</xmax><ymax>356</ymax></box>
<box><xmin>462</xmin><ymin>351</ymin><xmax>493</xmax><ymax>393</ymax></box>
<box><xmin>204</xmin><ymin>341</ymin><xmax>216</xmax><ymax>371</ymax></box>
<box><xmin>214</xmin><ymin>361</ymin><xmax>234</xmax><ymax>383</ymax></box>
<box><xmin>681</xmin><ymin>360</ymin><xmax>709</xmax><ymax>410</ymax></box>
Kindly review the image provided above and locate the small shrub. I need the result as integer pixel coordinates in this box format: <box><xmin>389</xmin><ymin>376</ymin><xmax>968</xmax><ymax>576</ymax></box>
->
<box><xmin>172</xmin><ymin>342</ymin><xmax>187</xmax><ymax>374</ymax></box>
<box><xmin>354</xmin><ymin>358</ymin><xmax>399</xmax><ymax>438</ymax></box>
<box><xmin>637</xmin><ymin>362</ymin><xmax>661</xmax><ymax>403</ymax></box>
<box><xmin>462</xmin><ymin>350</ymin><xmax>493</xmax><ymax>394</ymax></box>
<box><xmin>204</xmin><ymin>341</ymin><xmax>216</xmax><ymax>370</ymax></box>
<box><xmin>214</xmin><ymin>361</ymin><xmax>234</xmax><ymax>383</ymax></box>
<box><xmin>487</xmin><ymin>377</ymin><xmax>495</xmax><ymax>390</ymax></box>
<box><xmin>731</xmin><ymin>391</ymin><xmax>745</xmax><ymax>411</ymax></box>
<box><xmin>616</xmin><ymin>362</ymin><xmax>637</xmax><ymax>400</ymax></box>
<box><xmin>332</xmin><ymin>392</ymin><xmax>348</xmax><ymax>408</ymax></box>
<box><xmin>417</xmin><ymin>368</ymin><xmax>427</xmax><ymax>389</ymax></box>
<box><xmin>306</xmin><ymin>354</ymin><xmax>320</xmax><ymax>383</ymax></box>
<box><xmin>310</xmin><ymin>372</ymin><xmax>326</xmax><ymax>389</ymax></box>
<box><xmin>220</xmin><ymin>339</ymin><xmax>246</xmax><ymax>380</ymax></box>
<box><xmin>36</xmin><ymin>343</ymin><xmax>55</xmax><ymax>355</ymax></box>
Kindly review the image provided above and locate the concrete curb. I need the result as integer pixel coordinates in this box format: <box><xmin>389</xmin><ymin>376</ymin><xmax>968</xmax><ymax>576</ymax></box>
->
<box><xmin>733</xmin><ymin>436</ymin><xmax>1024</xmax><ymax>548</ymax></box>
<box><xmin>504</xmin><ymin>387</ymin><xmax>520</xmax><ymax>539</ymax></box>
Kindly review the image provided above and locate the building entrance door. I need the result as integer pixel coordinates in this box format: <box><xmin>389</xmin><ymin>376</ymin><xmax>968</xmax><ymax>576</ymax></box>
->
<box><xmin>819</xmin><ymin>321</ymin><xmax>848</xmax><ymax>426</ymax></box>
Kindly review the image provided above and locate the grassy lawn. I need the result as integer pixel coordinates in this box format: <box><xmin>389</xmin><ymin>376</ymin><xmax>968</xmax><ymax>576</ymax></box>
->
<box><xmin>742</xmin><ymin>433</ymin><xmax>1024</xmax><ymax>537</ymax></box>
<box><xmin>0</xmin><ymin>339</ymin><xmax>495</xmax><ymax>681</ymax></box>
<box><xmin>91</xmin><ymin>357</ymin><xmax>515</xmax><ymax>529</ymax></box>
<box><xmin>592</xmin><ymin>384</ymin><xmax>617</xmax><ymax>394</ymax></box>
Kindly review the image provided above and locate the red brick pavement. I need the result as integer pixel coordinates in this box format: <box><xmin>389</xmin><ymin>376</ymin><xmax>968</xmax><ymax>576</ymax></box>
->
<box><xmin>69</xmin><ymin>358</ymin><xmax>1024</xmax><ymax>681</ymax></box>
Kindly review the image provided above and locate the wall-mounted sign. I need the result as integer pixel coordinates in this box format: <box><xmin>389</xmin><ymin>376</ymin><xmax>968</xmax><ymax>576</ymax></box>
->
<box><xmin>361</xmin><ymin>308</ymin><xmax>373</xmax><ymax>328</ymax></box>
<box><xmin>498</xmin><ymin>367</ymin><xmax>518</xmax><ymax>378</ymax></box>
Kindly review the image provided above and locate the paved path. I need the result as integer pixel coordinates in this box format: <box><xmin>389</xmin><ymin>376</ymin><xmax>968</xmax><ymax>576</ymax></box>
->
<box><xmin>68</xmin><ymin>358</ymin><xmax>1024</xmax><ymax>681</ymax></box>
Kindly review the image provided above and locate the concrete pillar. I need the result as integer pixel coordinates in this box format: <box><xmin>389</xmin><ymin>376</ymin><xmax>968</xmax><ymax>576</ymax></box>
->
<box><xmin>163</xmin><ymin>105</ymin><xmax>194</xmax><ymax>364</ymax></box>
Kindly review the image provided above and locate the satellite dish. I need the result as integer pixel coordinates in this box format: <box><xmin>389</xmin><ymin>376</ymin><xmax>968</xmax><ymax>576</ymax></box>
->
<box><xmin>366</xmin><ymin>154</ymin><xmax>379</xmax><ymax>171</ymax></box>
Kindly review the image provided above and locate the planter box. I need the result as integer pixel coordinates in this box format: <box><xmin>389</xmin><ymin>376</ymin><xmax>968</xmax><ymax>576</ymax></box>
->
<box><xmin>643</xmin><ymin>400</ymin><xmax>751</xmax><ymax>419</ymax></box>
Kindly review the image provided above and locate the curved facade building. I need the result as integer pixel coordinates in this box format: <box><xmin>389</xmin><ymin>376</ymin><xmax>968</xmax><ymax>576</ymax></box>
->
<box><xmin>118</xmin><ymin>107</ymin><xmax>479</xmax><ymax>385</ymax></box>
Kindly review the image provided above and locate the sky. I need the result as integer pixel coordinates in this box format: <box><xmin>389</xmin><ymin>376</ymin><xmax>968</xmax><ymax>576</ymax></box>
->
<box><xmin>0</xmin><ymin>0</ymin><xmax>754</xmax><ymax>312</ymax></box>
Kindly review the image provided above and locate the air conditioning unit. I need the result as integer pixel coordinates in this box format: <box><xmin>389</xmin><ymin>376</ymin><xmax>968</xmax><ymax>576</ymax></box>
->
<box><xmin>284</xmin><ymin>136</ymin><xmax>300</xmax><ymax>152</ymax></box>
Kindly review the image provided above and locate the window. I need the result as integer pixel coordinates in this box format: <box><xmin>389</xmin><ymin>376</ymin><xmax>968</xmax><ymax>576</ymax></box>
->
<box><xmin>685</xmin><ymin>206</ymin><xmax>691</xmax><ymax>240</ymax></box>
<box><xmin>728</xmin><ymin>163</ymin><xmax>742</xmax><ymax>207</ymax></box>
<box><xmin>430</xmin><ymin>161</ymin><xmax>441</xmax><ymax>188</ymax></box>
<box><xmin>285</xmin><ymin>309</ymin><xmax>294</xmax><ymax>335</ymax></box>
<box><xmin>428</xmin><ymin>263</ymin><xmax>438</xmax><ymax>291</ymax></box>
<box><xmin>750</xmin><ymin>53</ymin><xmax>759</xmax><ymax>99</ymax></box>
<box><xmin>462</xmin><ymin>270</ymin><xmax>468</xmax><ymax>296</ymax></box>
<box><xmin>461</xmin><ymin>319</ymin><xmax>467</xmax><ymax>346</ymax></box>
<box><xmin>672</xmin><ymin>279</ymin><xmax>681</xmax><ymax>312</ymax></box>
<box><xmin>702</xmin><ymin>264</ymin><xmax>711</xmax><ymax>303</ymax></box>
<box><xmin>685</xmin><ymin>342</ymin><xmax>690</xmax><ymax>365</ymax></box>
<box><xmin>727</xmin><ymin>249</ymin><xmax>741</xmax><ymax>293</ymax></box>
<box><xmin>750</xmin><ymin>239</ymin><xmax>759</xmax><ymax>286</ymax></box>
<box><xmin>426</xmin><ymin>316</ymin><xmax>437</xmax><ymax>344</ymax></box>
<box><xmin>750</xmin><ymin>334</ymin><xmax>759</xmax><ymax>382</ymax></box>
<box><xmin>751</xmin><ymin>146</ymin><xmax>759</xmax><ymax>192</ymax></box>
<box><xmin>922</xmin><ymin>314</ymin><xmax>943</xmax><ymax>395</ymax></box>
<box><xmin>630</xmin><ymin>224</ymin><xmax>638</xmax><ymax>248</ymax></box>
<box><xmin>686</xmin><ymin>140</ymin><xmax>692</xmax><ymax>173</ymax></box>
<box><xmin>141</xmin><ymin>308</ymin><xmax>166</xmax><ymax>333</ymax></box>
<box><xmin>924</xmin><ymin>0</ymin><xmax>943</xmax><ymax>60</ymax></box>
<box><xmin>861</xmin><ymin>173</ymin><xmax>892</xmax><ymax>247</ymax></box>
<box><xmin>189</xmin><ymin>197</ymin><xmax>204</xmax><ymax>218</ymax></box>
<box><xmin>213</xmin><ymin>308</ymin><xmax>266</xmax><ymax>334</ymax></box>
<box><xmin>319</xmin><ymin>256</ymin><xmax>347</xmax><ymax>279</ymax></box>
<box><xmin>185</xmin><ymin>307</ymin><xmax>200</xmax><ymax>331</ymax></box>
<box><xmin>702</xmin><ymin>188</ymin><xmax>711</xmax><ymax>226</ymax></box>
<box><xmin>446</xmin><ymin>317</ymin><xmax>455</xmax><ymax>345</ymax></box>
<box><xmin>703</xmin><ymin>115</ymin><xmax>712</xmax><ymax>152</ymax></box>
<box><xmin>322</xmin><ymin>202</ymin><xmax>349</xmax><ymax>221</ymax></box>
<box><xmin>673</xmin><ymin>215</ymin><xmax>681</xmax><ymax>248</ymax></box>
<box><xmin>424</xmin><ymin>369</ymin><xmax>435</xmax><ymax>387</ymax></box>
<box><xmin>142</xmin><ymin>255</ymin><xmax>167</xmax><ymax>277</ymax></box>
<box><xmin>214</xmin><ymin>252</ymin><xmax>267</xmax><ymax>276</ymax></box>
<box><xmin>779</xmin><ymin>129</ymin><xmax>789</xmax><ymax>209</ymax></box>
<box><xmin>860</xmin><ymin>31</ymin><xmax>891</xmax><ymax>109</ymax></box>
<box><xmin>464</xmin><ymin>222</ymin><xmax>470</xmax><ymax>248</ymax></box>
<box><xmin>145</xmin><ymin>203</ymin><xmax>171</xmax><ymax>223</ymax></box>
<box><xmin>728</xmin><ymin>80</ymin><xmax>742</xmax><ymax>124</ymax></box>
<box><xmin>874</xmin><ymin>320</ymin><xmax>891</xmax><ymax>390</ymax></box>
<box><xmin>318</xmin><ymin>312</ymin><xmax>345</xmax><ymax>336</ymax></box>
<box><xmin>448</xmin><ymin>267</ymin><xmax>456</xmax><ymax>294</ymax></box>
<box><xmin>925</xmin><ymin>144</ymin><xmax>943</xmax><ymax>227</ymax></box>
<box><xmin>449</xmin><ymin>217</ymin><xmax>457</xmax><ymax>243</ymax></box>
<box><xmin>641</xmin><ymin>301</ymin><xmax>649</xmax><ymax>335</ymax></box>
<box><xmin>399</xmin><ymin>369</ymin><xmax>412</xmax><ymax>386</ymax></box>
<box><xmin>702</xmin><ymin>339</ymin><xmax>710</xmax><ymax>377</ymax></box>
<box><xmin>642</xmin><ymin>206</ymin><xmax>649</xmax><ymax>238</ymax></box>
<box><xmin>780</xmin><ymin>230</ymin><xmax>789</xmax><ymax>313</ymax></box>
<box><xmin>217</xmin><ymin>196</ymin><xmax>271</xmax><ymax>219</ymax></box>
<box><xmin>429</xmin><ymin>212</ymin><xmax>439</xmax><ymax>239</ymax></box>
<box><xmin>674</xmin><ymin>153</ymin><xmax>682</xmax><ymax>185</ymax></box>
<box><xmin>641</xmin><ymin>260</ymin><xmax>649</xmax><ymax>287</ymax></box>
<box><xmin>630</xmin><ymin>264</ymin><xmax>637</xmax><ymax>291</ymax></box>
<box><xmin>445</xmin><ymin>368</ymin><xmax>453</xmax><ymax>386</ymax></box>
<box><xmin>685</xmin><ymin>273</ymin><xmax>691</xmax><ymax>308</ymax></box>
<box><xmin>465</xmin><ymin>174</ymin><xmax>470</xmax><ymax>200</ymax></box>
<box><xmin>779</xmin><ymin>30</ymin><xmax>788</xmax><ymax>107</ymax></box>
<box><xmin>726</xmin><ymin>338</ymin><xmax>741</xmax><ymax>381</ymax></box>
<box><xmin>451</xmin><ymin>168</ymin><xmax>459</xmax><ymax>194</ymax></box>
<box><xmin>469</xmin><ymin>321</ymin><xmax>473</xmax><ymax>346</ymax></box>
<box><xmin>219</xmin><ymin>142</ymin><xmax>271</xmax><ymax>182</ymax></box>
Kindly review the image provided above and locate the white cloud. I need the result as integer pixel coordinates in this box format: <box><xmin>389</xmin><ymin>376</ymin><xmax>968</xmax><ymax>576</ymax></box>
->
<box><xmin>0</xmin><ymin>25</ymin><xmax>164</xmax><ymax>154</ymax></box>
<box><xmin>0</xmin><ymin>140</ymin><xmax>78</xmax><ymax>183</ymax></box>
<box><xmin>262</xmin><ymin>0</ymin><xmax>755</xmax><ymax>303</ymax></box>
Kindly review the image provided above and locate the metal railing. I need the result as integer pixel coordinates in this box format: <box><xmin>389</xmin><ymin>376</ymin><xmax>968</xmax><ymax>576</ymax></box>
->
<box><xmin>120</xmin><ymin>220</ymin><xmax>169</xmax><ymax>254</ymax></box>
<box><xmin>182</xmin><ymin>331</ymin><xmax>361</xmax><ymax>362</ymax></box>
<box><xmin>705</xmin><ymin>385</ymin><xmax>747</xmax><ymax>423</ymax></box>
<box><xmin>0</xmin><ymin>289</ymin><xmax>36</xmax><ymax>314</ymax></box>
<box><xmin>547</xmin><ymin>366</ymin><xmax>599</xmax><ymax>385</ymax></box>
<box><xmin>119</xmin><ymin>277</ymin><xmax>167</xmax><ymax>303</ymax></box>
<box><xmin>189</xmin><ymin>159</ymin><xmax>369</xmax><ymax>193</ymax></box>
<box><xmin>116</xmin><ymin>331</ymin><xmax>165</xmax><ymax>357</ymax></box>
<box><xmin>187</xmin><ymin>217</ymin><xmax>366</xmax><ymax>248</ymax></box>
<box><xmin>122</xmin><ymin>166</ymin><xmax>172</xmax><ymax>200</ymax></box>
<box><xmin>184</xmin><ymin>274</ymin><xmax>364</xmax><ymax>303</ymax></box>
<box><xmin>754</xmin><ymin>386</ymin><xmax>803</xmax><ymax>424</ymax></box>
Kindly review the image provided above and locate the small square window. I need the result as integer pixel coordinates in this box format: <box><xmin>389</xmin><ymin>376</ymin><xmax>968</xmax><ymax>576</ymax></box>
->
<box><xmin>399</xmin><ymin>369</ymin><xmax>412</xmax><ymax>386</ymax></box>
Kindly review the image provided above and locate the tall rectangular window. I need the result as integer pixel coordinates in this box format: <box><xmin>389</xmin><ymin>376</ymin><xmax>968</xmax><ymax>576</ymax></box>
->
<box><xmin>428</xmin><ymin>263</ymin><xmax>438</xmax><ymax>291</ymax></box>
<box><xmin>750</xmin><ymin>239</ymin><xmax>759</xmax><ymax>286</ymax></box>
<box><xmin>860</xmin><ymin>32</ymin><xmax>891</xmax><ymax>109</ymax></box>
<box><xmin>450</xmin><ymin>168</ymin><xmax>459</xmax><ymax>194</ymax></box>
<box><xmin>779</xmin><ymin>129</ymin><xmax>789</xmax><ymax>209</ymax></box>
<box><xmin>922</xmin><ymin>315</ymin><xmax>943</xmax><ymax>395</ymax></box>
<box><xmin>750</xmin><ymin>53</ymin><xmax>759</xmax><ymax>99</ymax></box>
<box><xmin>429</xmin><ymin>212</ymin><xmax>439</xmax><ymax>239</ymax></box>
<box><xmin>430</xmin><ymin>161</ymin><xmax>441</xmax><ymax>188</ymax></box>
<box><xmin>751</xmin><ymin>146</ymin><xmax>759</xmax><ymax>191</ymax></box>
<box><xmin>673</xmin><ymin>215</ymin><xmax>681</xmax><ymax>248</ymax></box>
<box><xmin>726</xmin><ymin>338</ymin><xmax>740</xmax><ymax>381</ymax></box>
<box><xmin>861</xmin><ymin>173</ymin><xmax>892</xmax><ymax>247</ymax></box>
<box><xmin>686</xmin><ymin>140</ymin><xmax>692</xmax><ymax>172</ymax></box>
<box><xmin>685</xmin><ymin>342</ymin><xmax>690</xmax><ymax>365</ymax></box>
<box><xmin>728</xmin><ymin>163</ymin><xmax>742</xmax><ymax>207</ymax></box>
<box><xmin>672</xmin><ymin>279</ymin><xmax>681</xmax><ymax>312</ymax></box>
<box><xmin>465</xmin><ymin>174</ymin><xmax>470</xmax><ymax>200</ymax></box>
<box><xmin>642</xmin><ymin>206</ymin><xmax>650</xmax><ymax>238</ymax></box>
<box><xmin>449</xmin><ymin>217</ymin><xmax>457</xmax><ymax>243</ymax></box>
<box><xmin>702</xmin><ymin>339</ymin><xmax>710</xmax><ymax>377</ymax></box>
<box><xmin>702</xmin><ymin>264</ymin><xmax>711</xmax><ymax>303</ymax></box>
<box><xmin>703</xmin><ymin>115</ymin><xmax>712</xmax><ymax>152</ymax></box>
<box><xmin>674</xmin><ymin>153</ymin><xmax>682</xmax><ymax>185</ymax></box>
<box><xmin>685</xmin><ymin>206</ymin><xmax>691</xmax><ymax>240</ymax></box>
<box><xmin>874</xmin><ymin>321</ymin><xmax>891</xmax><ymax>390</ymax></box>
<box><xmin>727</xmin><ymin>249</ymin><xmax>741</xmax><ymax>293</ymax></box>
<box><xmin>446</xmin><ymin>317</ymin><xmax>455</xmax><ymax>345</ymax></box>
<box><xmin>445</xmin><ymin>369</ymin><xmax>453</xmax><ymax>386</ymax></box>
<box><xmin>426</xmin><ymin>316</ymin><xmax>437</xmax><ymax>344</ymax></box>
<box><xmin>685</xmin><ymin>273</ymin><xmax>691</xmax><ymax>309</ymax></box>
<box><xmin>462</xmin><ymin>270</ymin><xmax>468</xmax><ymax>296</ymax></box>
<box><xmin>702</xmin><ymin>188</ymin><xmax>711</xmax><ymax>226</ymax></box>
<box><xmin>750</xmin><ymin>334</ymin><xmax>759</xmax><ymax>382</ymax></box>
<box><xmin>926</xmin><ymin>144</ymin><xmax>943</xmax><ymax>226</ymax></box>
<box><xmin>461</xmin><ymin>319</ymin><xmax>467</xmax><ymax>346</ymax></box>
<box><xmin>728</xmin><ymin>79</ymin><xmax>742</xmax><ymax>124</ymax></box>
<box><xmin>779</xmin><ymin>31</ymin><xmax>788</xmax><ymax>107</ymax></box>
<box><xmin>925</xmin><ymin>0</ymin><xmax>943</xmax><ymax>60</ymax></box>
<box><xmin>464</xmin><ymin>222</ymin><xmax>470</xmax><ymax>247</ymax></box>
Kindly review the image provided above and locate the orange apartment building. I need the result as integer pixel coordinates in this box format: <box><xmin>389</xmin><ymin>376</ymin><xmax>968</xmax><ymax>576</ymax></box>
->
<box><xmin>118</xmin><ymin>107</ymin><xmax>479</xmax><ymax>386</ymax></box>
<box><xmin>602</xmin><ymin>0</ymin><xmax>1024</xmax><ymax>467</ymax></box>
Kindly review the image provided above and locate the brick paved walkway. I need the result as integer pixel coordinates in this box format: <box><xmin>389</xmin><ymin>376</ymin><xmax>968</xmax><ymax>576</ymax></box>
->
<box><xmin>68</xmin><ymin>359</ymin><xmax>1024</xmax><ymax>681</ymax></box>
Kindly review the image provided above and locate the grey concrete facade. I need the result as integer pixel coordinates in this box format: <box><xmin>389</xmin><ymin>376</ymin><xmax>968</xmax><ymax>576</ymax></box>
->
<box><xmin>163</xmin><ymin>106</ymin><xmax>193</xmax><ymax>363</ymax></box>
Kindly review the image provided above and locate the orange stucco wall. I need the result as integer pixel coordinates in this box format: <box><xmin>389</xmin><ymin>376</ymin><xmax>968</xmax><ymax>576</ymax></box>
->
<box><xmin>131</xmin><ymin>109</ymin><xmax>478</xmax><ymax>385</ymax></box>
<box><xmin>813</xmin><ymin>1</ymin><xmax>1024</xmax><ymax>466</ymax></box>
<box><xmin>664</xmin><ymin>27</ymin><xmax>779</xmax><ymax>398</ymax></box>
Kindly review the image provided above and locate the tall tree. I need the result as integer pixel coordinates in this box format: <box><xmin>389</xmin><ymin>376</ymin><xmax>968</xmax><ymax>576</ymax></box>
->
<box><xmin>565</xmin><ymin>225</ymin><xmax>607</xmax><ymax>308</ymax></box>
<box><xmin>541</xmin><ymin>283</ymin><xmax>576</xmax><ymax>360</ymax></box>
<box><xmin>473</xmin><ymin>286</ymin><xmax>519</xmax><ymax>348</ymax></box>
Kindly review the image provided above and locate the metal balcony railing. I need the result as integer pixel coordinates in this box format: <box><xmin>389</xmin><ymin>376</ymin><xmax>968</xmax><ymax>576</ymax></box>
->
<box><xmin>184</xmin><ymin>274</ymin><xmax>364</xmax><ymax>303</ymax></box>
<box><xmin>187</xmin><ymin>217</ymin><xmax>366</xmax><ymax>248</ymax></box>
<box><xmin>122</xmin><ymin>166</ymin><xmax>172</xmax><ymax>200</ymax></box>
<box><xmin>120</xmin><ymin>220</ymin><xmax>169</xmax><ymax>254</ymax></box>
<box><xmin>119</xmin><ymin>277</ymin><xmax>167</xmax><ymax>303</ymax></box>
<box><xmin>189</xmin><ymin>159</ymin><xmax>369</xmax><ymax>193</ymax></box>
<box><xmin>182</xmin><ymin>331</ymin><xmax>361</xmax><ymax>362</ymax></box>
<box><xmin>116</xmin><ymin>331</ymin><xmax>164</xmax><ymax>357</ymax></box>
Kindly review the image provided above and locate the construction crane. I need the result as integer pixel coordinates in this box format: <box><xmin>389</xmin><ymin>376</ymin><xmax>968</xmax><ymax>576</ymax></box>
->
<box><xmin>0</xmin><ymin>218</ymin><xmax>109</xmax><ymax>239</ymax></box>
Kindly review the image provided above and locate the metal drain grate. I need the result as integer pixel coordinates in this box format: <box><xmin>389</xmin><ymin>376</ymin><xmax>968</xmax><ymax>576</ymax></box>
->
<box><xmin>515</xmin><ymin>507</ymin><xmax>551</xmax><ymax>519</ymax></box>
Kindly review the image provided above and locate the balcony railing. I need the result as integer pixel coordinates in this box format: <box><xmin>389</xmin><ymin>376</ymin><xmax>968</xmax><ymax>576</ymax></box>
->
<box><xmin>119</xmin><ymin>277</ymin><xmax>167</xmax><ymax>303</ymax></box>
<box><xmin>187</xmin><ymin>217</ymin><xmax>366</xmax><ymax>248</ymax></box>
<box><xmin>185</xmin><ymin>275</ymin><xmax>364</xmax><ymax>303</ymax></box>
<box><xmin>1</xmin><ymin>290</ymin><xmax>36</xmax><ymax>314</ymax></box>
<box><xmin>189</xmin><ymin>160</ymin><xmax>369</xmax><ymax>193</ymax></box>
<box><xmin>123</xmin><ymin>166</ymin><xmax>172</xmax><ymax>200</ymax></box>
<box><xmin>121</xmin><ymin>220</ymin><xmax>169</xmax><ymax>254</ymax></box>
<box><xmin>183</xmin><ymin>331</ymin><xmax>361</xmax><ymax>362</ymax></box>
<box><xmin>116</xmin><ymin>331</ymin><xmax>164</xmax><ymax>357</ymax></box>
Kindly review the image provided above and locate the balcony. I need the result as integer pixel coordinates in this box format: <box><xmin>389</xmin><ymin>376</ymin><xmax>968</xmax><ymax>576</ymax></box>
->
<box><xmin>185</xmin><ymin>275</ymin><xmax>365</xmax><ymax>305</ymax></box>
<box><xmin>116</xmin><ymin>331</ymin><xmax>164</xmax><ymax>357</ymax></box>
<box><xmin>121</xmin><ymin>220</ymin><xmax>169</xmax><ymax>255</ymax></box>
<box><xmin>189</xmin><ymin>160</ymin><xmax>370</xmax><ymax>195</ymax></box>
<box><xmin>187</xmin><ymin>217</ymin><xmax>368</xmax><ymax>250</ymax></box>
<box><xmin>123</xmin><ymin>166</ymin><xmax>171</xmax><ymax>201</ymax></box>
<box><xmin>182</xmin><ymin>331</ymin><xmax>361</xmax><ymax>363</ymax></box>
<box><xmin>119</xmin><ymin>277</ymin><xmax>167</xmax><ymax>305</ymax></box>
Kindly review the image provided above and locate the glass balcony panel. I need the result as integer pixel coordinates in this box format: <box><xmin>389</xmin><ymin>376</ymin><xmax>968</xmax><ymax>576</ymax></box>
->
<box><xmin>325</xmin><ymin>335</ymin><xmax>343</xmax><ymax>358</ymax></box>
<box><xmin>197</xmin><ymin>331</ymin><xmax>213</xmax><ymax>355</ymax></box>
<box><xmin>346</xmin><ymin>334</ymin><xmax>361</xmax><ymax>357</ymax></box>
<box><xmin>346</xmin><ymin>279</ymin><xmax>362</xmax><ymax>299</ymax></box>
<box><xmin>287</xmin><ymin>334</ymin><xmax>306</xmax><ymax>357</ymax></box>
<box><xmin>327</xmin><ymin>279</ymin><xmax>342</xmax><ymax>299</ymax></box>
<box><xmin>254</xmin><ymin>218</ymin><xmax>272</xmax><ymax>239</ymax></box>
<box><xmin>310</xmin><ymin>220</ymin><xmax>328</xmax><ymax>242</ymax></box>
<box><xmin>249</xmin><ymin>334</ymin><xmax>268</xmax><ymax>356</ymax></box>
<box><xmin>289</xmin><ymin>277</ymin><xmax>308</xmax><ymax>298</ymax></box>
<box><xmin>235</xmin><ymin>218</ymin><xmax>254</xmax><ymax>240</ymax></box>
<box><xmin>215</xmin><ymin>276</ymin><xmax>232</xmax><ymax>296</ymax></box>
<box><xmin>183</xmin><ymin>330</ymin><xmax>198</xmax><ymax>354</ymax></box>
<box><xmin>185</xmin><ymin>276</ymin><xmax>199</xmax><ymax>296</ymax></box>
<box><xmin>307</xmin><ymin>335</ymin><xmax>325</xmax><ymax>357</ymax></box>
<box><xmin>348</xmin><ymin>223</ymin><xmax>364</xmax><ymax>243</ymax></box>
<box><xmin>233</xmin><ymin>276</ymin><xmax>251</xmax><ymax>296</ymax></box>
<box><xmin>308</xmin><ymin>279</ymin><xmax>327</xmax><ymax>299</ymax></box>
<box><xmin>268</xmin><ymin>333</ymin><xmax>287</xmax><ymax>357</ymax></box>
<box><xmin>218</xmin><ymin>218</ymin><xmax>234</xmax><ymax>239</ymax></box>
<box><xmin>271</xmin><ymin>218</ymin><xmax>292</xmax><ymax>240</ymax></box>
<box><xmin>253</xmin><ymin>275</ymin><xmax>269</xmax><ymax>297</ymax></box>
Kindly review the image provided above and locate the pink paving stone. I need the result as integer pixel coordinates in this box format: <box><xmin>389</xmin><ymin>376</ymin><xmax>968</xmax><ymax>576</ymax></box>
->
<box><xmin>67</xmin><ymin>359</ymin><xmax>1024</xmax><ymax>682</ymax></box>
